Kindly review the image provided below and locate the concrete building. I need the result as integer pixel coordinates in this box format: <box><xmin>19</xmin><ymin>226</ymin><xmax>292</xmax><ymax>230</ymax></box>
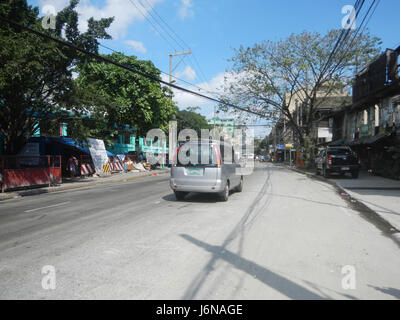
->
<box><xmin>207</xmin><ymin>117</ymin><xmax>236</xmax><ymax>137</ymax></box>
<box><xmin>326</xmin><ymin>46</ymin><xmax>400</xmax><ymax>178</ymax></box>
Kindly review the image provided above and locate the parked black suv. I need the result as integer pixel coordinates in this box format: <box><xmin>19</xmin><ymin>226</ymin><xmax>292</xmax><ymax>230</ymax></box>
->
<box><xmin>315</xmin><ymin>146</ymin><xmax>360</xmax><ymax>179</ymax></box>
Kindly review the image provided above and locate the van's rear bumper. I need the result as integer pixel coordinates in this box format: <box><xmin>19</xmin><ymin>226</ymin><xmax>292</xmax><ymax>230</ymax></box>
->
<box><xmin>170</xmin><ymin>179</ymin><xmax>225</xmax><ymax>193</ymax></box>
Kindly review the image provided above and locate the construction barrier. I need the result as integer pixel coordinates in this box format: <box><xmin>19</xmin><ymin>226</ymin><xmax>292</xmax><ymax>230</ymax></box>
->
<box><xmin>0</xmin><ymin>155</ymin><xmax>62</xmax><ymax>192</ymax></box>
<box><xmin>109</xmin><ymin>161</ymin><xmax>124</xmax><ymax>172</ymax></box>
<box><xmin>108</xmin><ymin>156</ymin><xmax>124</xmax><ymax>173</ymax></box>
<box><xmin>80</xmin><ymin>155</ymin><xmax>95</xmax><ymax>176</ymax></box>
<box><xmin>102</xmin><ymin>163</ymin><xmax>111</xmax><ymax>174</ymax></box>
<box><xmin>80</xmin><ymin>163</ymin><xmax>95</xmax><ymax>176</ymax></box>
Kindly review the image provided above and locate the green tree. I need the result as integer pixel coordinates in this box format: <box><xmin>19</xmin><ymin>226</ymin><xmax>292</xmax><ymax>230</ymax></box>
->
<box><xmin>222</xmin><ymin>30</ymin><xmax>381</xmax><ymax>146</ymax></box>
<box><xmin>76</xmin><ymin>52</ymin><xmax>178</xmax><ymax>138</ymax></box>
<box><xmin>176</xmin><ymin>108</ymin><xmax>211</xmax><ymax>136</ymax></box>
<box><xmin>0</xmin><ymin>0</ymin><xmax>113</xmax><ymax>154</ymax></box>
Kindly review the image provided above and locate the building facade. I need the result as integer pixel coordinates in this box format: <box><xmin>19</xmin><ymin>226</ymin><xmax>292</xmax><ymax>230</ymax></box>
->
<box><xmin>327</xmin><ymin>46</ymin><xmax>400</xmax><ymax>178</ymax></box>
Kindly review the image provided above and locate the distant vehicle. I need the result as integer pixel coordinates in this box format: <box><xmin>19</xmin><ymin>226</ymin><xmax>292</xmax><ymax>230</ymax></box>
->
<box><xmin>315</xmin><ymin>146</ymin><xmax>360</xmax><ymax>178</ymax></box>
<box><xmin>170</xmin><ymin>140</ymin><xmax>243</xmax><ymax>201</ymax></box>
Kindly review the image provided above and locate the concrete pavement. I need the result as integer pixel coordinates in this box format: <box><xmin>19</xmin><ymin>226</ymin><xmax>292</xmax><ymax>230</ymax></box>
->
<box><xmin>329</xmin><ymin>172</ymin><xmax>400</xmax><ymax>231</ymax></box>
<box><xmin>0</xmin><ymin>163</ymin><xmax>399</xmax><ymax>300</ymax></box>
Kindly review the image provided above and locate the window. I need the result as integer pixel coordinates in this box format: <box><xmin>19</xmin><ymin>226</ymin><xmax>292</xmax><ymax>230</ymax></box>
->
<box><xmin>327</xmin><ymin>148</ymin><xmax>352</xmax><ymax>155</ymax></box>
<box><xmin>176</xmin><ymin>143</ymin><xmax>218</xmax><ymax>167</ymax></box>
<box><xmin>123</xmin><ymin>134</ymin><xmax>131</xmax><ymax>145</ymax></box>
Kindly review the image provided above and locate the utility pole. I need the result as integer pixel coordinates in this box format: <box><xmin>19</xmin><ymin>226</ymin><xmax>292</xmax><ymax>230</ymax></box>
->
<box><xmin>169</xmin><ymin>50</ymin><xmax>192</xmax><ymax>83</ymax></box>
<box><xmin>167</xmin><ymin>51</ymin><xmax>190</xmax><ymax>170</ymax></box>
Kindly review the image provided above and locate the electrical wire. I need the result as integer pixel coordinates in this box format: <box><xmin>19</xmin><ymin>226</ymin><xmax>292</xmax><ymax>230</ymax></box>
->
<box><xmin>134</xmin><ymin>0</ymin><xmax>211</xmax><ymax>90</ymax></box>
<box><xmin>97</xmin><ymin>42</ymin><xmax>219</xmax><ymax>96</ymax></box>
<box><xmin>320</xmin><ymin>0</ymin><xmax>365</xmax><ymax>75</ymax></box>
<box><xmin>0</xmin><ymin>15</ymin><xmax>266</xmax><ymax>118</ymax></box>
<box><xmin>127</xmin><ymin>0</ymin><xmax>176</xmax><ymax>52</ymax></box>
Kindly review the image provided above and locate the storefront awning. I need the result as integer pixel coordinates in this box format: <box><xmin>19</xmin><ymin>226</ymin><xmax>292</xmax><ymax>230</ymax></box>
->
<box><xmin>349</xmin><ymin>133</ymin><xmax>391</xmax><ymax>146</ymax></box>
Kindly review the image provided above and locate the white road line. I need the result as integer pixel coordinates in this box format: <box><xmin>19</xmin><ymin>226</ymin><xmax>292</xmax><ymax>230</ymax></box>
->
<box><xmin>24</xmin><ymin>201</ymin><xmax>71</xmax><ymax>213</ymax></box>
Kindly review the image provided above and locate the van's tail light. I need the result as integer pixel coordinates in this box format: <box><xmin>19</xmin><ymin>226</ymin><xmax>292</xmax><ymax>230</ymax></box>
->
<box><xmin>328</xmin><ymin>157</ymin><xmax>332</xmax><ymax>166</ymax></box>
<box><xmin>358</xmin><ymin>157</ymin><xmax>361</xmax><ymax>165</ymax></box>
<box><xmin>215</xmin><ymin>145</ymin><xmax>222</xmax><ymax>167</ymax></box>
<box><xmin>173</xmin><ymin>146</ymin><xmax>180</xmax><ymax>166</ymax></box>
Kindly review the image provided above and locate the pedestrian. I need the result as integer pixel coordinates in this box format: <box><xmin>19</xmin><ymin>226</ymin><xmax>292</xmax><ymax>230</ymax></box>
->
<box><xmin>68</xmin><ymin>156</ymin><xmax>78</xmax><ymax>177</ymax></box>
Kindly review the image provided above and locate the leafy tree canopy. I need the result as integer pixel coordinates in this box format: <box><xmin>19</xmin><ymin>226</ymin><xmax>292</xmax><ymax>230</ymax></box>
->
<box><xmin>0</xmin><ymin>0</ymin><xmax>113</xmax><ymax>154</ymax></box>
<box><xmin>176</xmin><ymin>107</ymin><xmax>211</xmax><ymax>136</ymax></box>
<box><xmin>222</xmin><ymin>30</ymin><xmax>382</xmax><ymax>145</ymax></box>
<box><xmin>76</xmin><ymin>52</ymin><xmax>178</xmax><ymax>138</ymax></box>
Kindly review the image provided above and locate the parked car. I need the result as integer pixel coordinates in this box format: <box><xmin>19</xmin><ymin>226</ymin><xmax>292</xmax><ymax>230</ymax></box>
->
<box><xmin>315</xmin><ymin>146</ymin><xmax>360</xmax><ymax>178</ymax></box>
<box><xmin>170</xmin><ymin>140</ymin><xmax>243</xmax><ymax>201</ymax></box>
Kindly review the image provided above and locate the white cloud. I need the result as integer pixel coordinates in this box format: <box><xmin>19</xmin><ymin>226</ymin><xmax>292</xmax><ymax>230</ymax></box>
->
<box><xmin>39</xmin><ymin>0</ymin><xmax>163</xmax><ymax>40</ymax></box>
<box><xmin>125</xmin><ymin>40</ymin><xmax>147</xmax><ymax>54</ymax></box>
<box><xmin>171</xmin><ymin>72</ymin><xmax>228</xmax><ymax>113</ymax></box>
<box><xmin>178</xmin><ymin>0</ymin><xmax>194</xmax><ymax>20</ymax></box>
<box><xmin>175</xmin><ymin>65</ymin><xmax>196</xmax><ymax>82</ymax></box>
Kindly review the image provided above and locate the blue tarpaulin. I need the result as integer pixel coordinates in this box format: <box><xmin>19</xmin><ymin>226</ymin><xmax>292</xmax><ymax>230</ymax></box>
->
<box><xmin>54</xmin><ymin>137</ymin><xmax>114</xmax><ymax>157</ymax></box>
<box><xmin>28</xmin><ymin>137</ymin><xmax>115</xmax><ymax>157</ymax></box>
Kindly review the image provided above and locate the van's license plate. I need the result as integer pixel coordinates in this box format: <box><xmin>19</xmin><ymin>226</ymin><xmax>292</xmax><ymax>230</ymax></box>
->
<box><xmin>187</xmin><ymin>168</ymin><xmax>203</xmax><ymax>176</ymax></box>
<box><xmin>342</xmin><ymin>167</ymin><xmax>350</xmax><ymax>171</ymax></box>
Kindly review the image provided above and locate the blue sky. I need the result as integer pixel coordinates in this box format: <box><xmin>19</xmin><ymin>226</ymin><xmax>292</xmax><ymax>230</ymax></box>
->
<box><xmin>29</xmin><ymin>0</ymin><xmax>400</xmax><ymax>137</ymax></box>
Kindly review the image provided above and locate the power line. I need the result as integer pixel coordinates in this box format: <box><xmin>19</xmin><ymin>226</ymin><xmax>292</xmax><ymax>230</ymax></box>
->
<box><xmin>320</xmin><ymin>0</ymin><xmax>366</xmax><ymax>75</ymax></box>
<box><xmin>55</xmin><ymin>22</ymin><xmax>219</xmax><ymax>96</ymax></box>
<box><xmin>97</xmin><ymin>42</ymin><xmax>219</xmax><ymax>95</ymax></box>
<box><xmin>0</xmin><ymin>16</ymin><xmax>266</xmax><ymax>118</ymax></box>
<box><xmin>345</xmin><ymin>0</ymin><xmax>379</xmax><ymax>49</ymax></box>
<box><xmin>333</xmin><ymin>0</ymin><xmax>381</xmax><ymax>73</ymax></box>
<box><xmin>127</xmin><ymin>0</ymin><xmax>176</xmax><ymax>51</ymax></box>
<box><xmin>138</xmin><ymin>0</ymin><xmax>186</xmax><ymax>50</ymax></box>
<box><xmin>135</xmin><ymin>0</ymin><xmax>211</xmax><ymax>89</ymax></box>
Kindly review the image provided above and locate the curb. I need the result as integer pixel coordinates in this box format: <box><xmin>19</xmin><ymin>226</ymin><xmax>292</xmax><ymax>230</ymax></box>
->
<box><xmin>283</xmin><ymin>164</ymin><xmax>400</xmax><ymax>246</ymax></box>
<box><xmin>0</xmin><ymin>170</ymin><xmax>170</xmax><ymax>202</ymax></box>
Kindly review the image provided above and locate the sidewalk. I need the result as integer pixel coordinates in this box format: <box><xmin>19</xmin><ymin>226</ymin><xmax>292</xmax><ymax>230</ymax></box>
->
<box><xmin>0</xmin><ymin>168</ymin><xmax>170</xmax><ymax>202</ymax></box>
<box><xmin>329</xmin><ymin>173</ymin><xmax>400</xmax><ymax>231</ymax></box>
<box><xmin>288</xmin><ymin>164</ymin><xmax>400</xmax><ymax>231</ymax></box>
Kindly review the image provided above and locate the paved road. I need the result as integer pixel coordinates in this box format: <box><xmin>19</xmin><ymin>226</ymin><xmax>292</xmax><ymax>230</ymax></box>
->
<box><xmin>0</xmin><ymin>163</ymin><xmax>399</xmax><ymax>300</ymax></box>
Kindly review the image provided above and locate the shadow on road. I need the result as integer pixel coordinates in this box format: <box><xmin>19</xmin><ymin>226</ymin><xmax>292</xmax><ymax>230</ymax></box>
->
<box><xmin>180</xmin><ymin>234</ymin><xmax>327</xmax><ymax>300</ymax></box>
<box><xmin>368</xmin><ymin>285</ymin><xmax>400</xmax><ymax>299</ymax></box>
<box><xmin>162</xmin><ymin>193</ymin><xmax>219</xmax><ymax>203</ymax></box>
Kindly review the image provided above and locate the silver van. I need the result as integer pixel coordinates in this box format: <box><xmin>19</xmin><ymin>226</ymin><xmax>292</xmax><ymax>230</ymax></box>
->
<box><xmin>170</xmin><ymin>140</ymin><xmax>243</xmax><ymax>201</ymax></box>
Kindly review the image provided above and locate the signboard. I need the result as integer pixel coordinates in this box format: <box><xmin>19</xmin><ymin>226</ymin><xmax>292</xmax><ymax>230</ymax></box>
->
<box><xmin>285</xmin><ymin>144</ymin><xmax>294</xmax><ymax>149</ymax></box>
<box><xmin>88</xmin><ymin>138</ymin><xmax>109</xmax><ymax>175</ymax></box>
<box><xmin>318</xmin><ymin>127</ymin><xmax>333</xmax><ymax>139</ymax></box>
<box><xmin>276</xmin><ymin>145</ymin><xmax>285</xmax><ymax>150</ymax></box>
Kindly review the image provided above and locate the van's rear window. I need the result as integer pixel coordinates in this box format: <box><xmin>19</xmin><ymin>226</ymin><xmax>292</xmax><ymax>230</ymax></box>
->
<box><xmin>176</xmin><ymin>143</ymin><xmax>218</xmax><ymax>167</ymax></box>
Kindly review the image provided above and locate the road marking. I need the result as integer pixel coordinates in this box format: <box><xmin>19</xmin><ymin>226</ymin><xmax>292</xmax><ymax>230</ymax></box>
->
<box><xmin>24</xmin><ymin>201</ymin><xmax>71</xmax><ymax>213</ymax></box>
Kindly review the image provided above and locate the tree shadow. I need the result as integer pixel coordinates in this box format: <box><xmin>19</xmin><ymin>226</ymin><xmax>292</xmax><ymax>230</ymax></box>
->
<box><xmin>368</xmin><ymin>285</ymin><xmax>400</xmax><ymax>299</ymax></box>
<box><xmin>180</xmin><ymin>234</ymin><xmax>330</xmax><ymax>300</ymax></box>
